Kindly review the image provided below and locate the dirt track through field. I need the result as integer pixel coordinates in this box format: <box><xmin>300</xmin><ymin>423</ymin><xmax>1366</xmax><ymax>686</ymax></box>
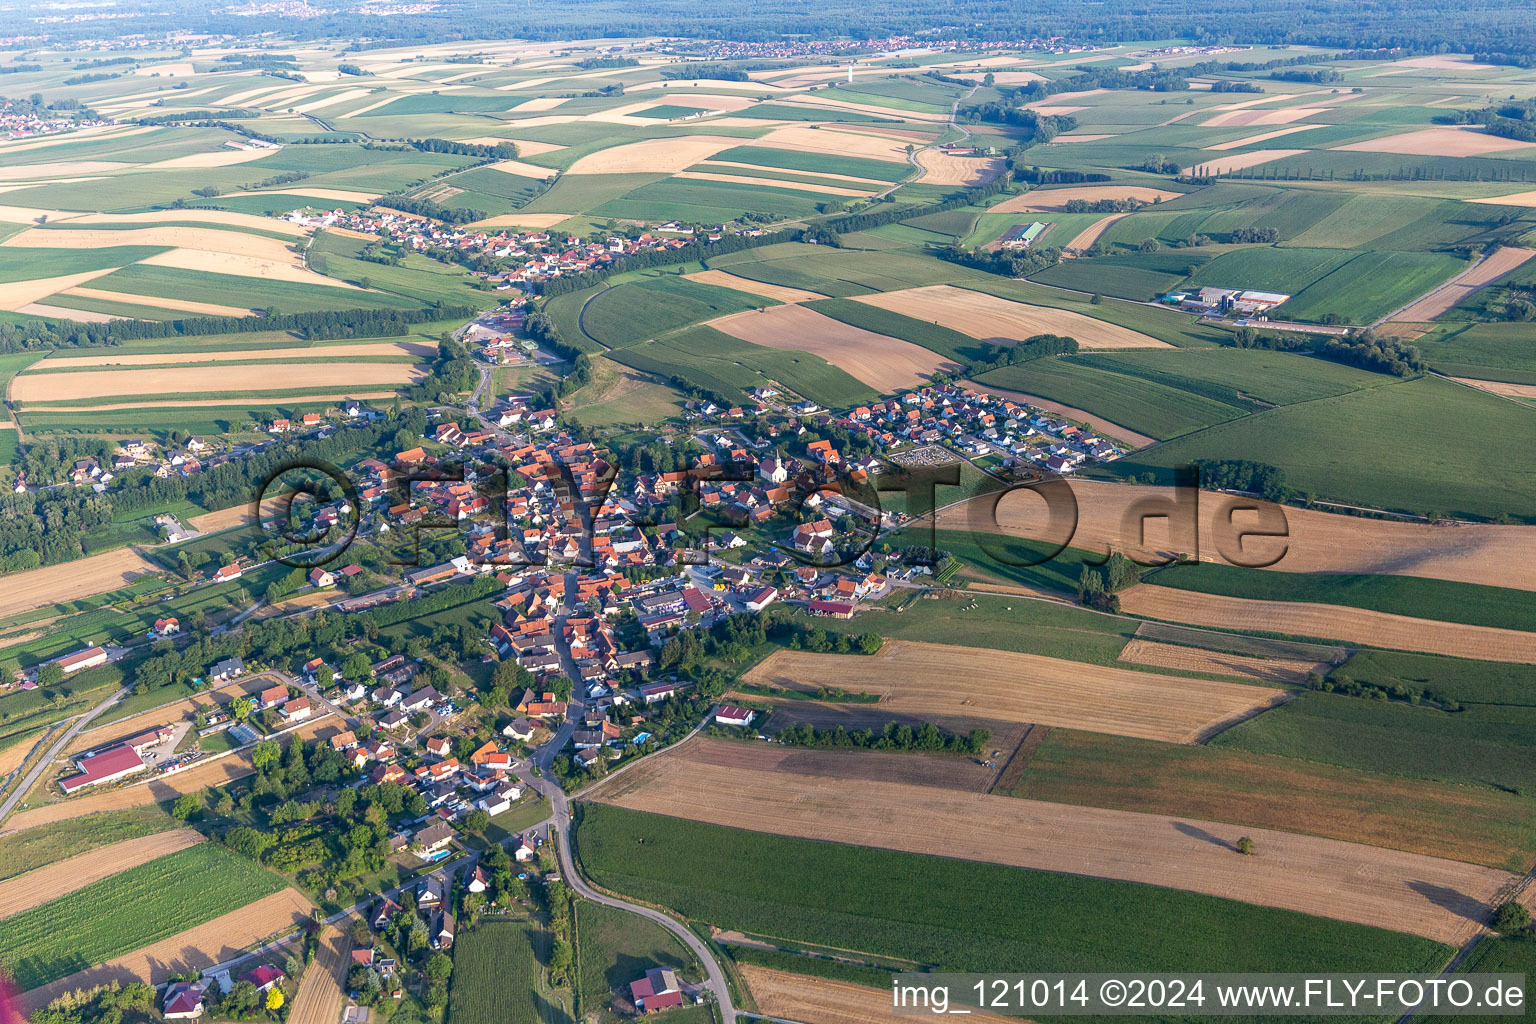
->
<box><xmin>1385</xmin><ymin>246</ymin><xmax>1536</xmax><ymax>323</ymax></box>
<box><xmin>589</xmin><ymin>738</ymin><xmax>1513</xmax><ymax>945</ymax></box>
<box><xmin>6</xmin><ymin>717</ymin><xmax>337</xmax><ymax>833</ymax></box>
<box><xmin>1120</xmin><ymin>585</ymin><xmax>1536</xmax><ymax>663</ymax></box>
<box><xmin>683</xmin><ymin>270</ymin><xmax>826</xmax><ymax>303</ymax></box>
<box><xmin>851</xmin><ymin>284</ymin><xmax>1169</xmax><ymax>349</ymax></box>
<box><xmin>1117</xmin><ymin>638</ymin><xmax>1329</xmax><ymax>684</ymax></box>
<box><xmin>14</xmin><ymin>362</ymin><xmax>421</xmax><ymax>402</ymax></box>
<box><xmin>740</xmin><ymin>641</ymin><xmax>1286</xmax><ymax>744</ymax></box>
<box><xmin>935</xmin><ymin>478</ymin><xmax>1536</xmax><ymax>591</ymax></box>
<box><xmin>741</xmin><ymin>965</ymin><xmax>1020</xmax><ymax>1024</ymax></box>
<box><xmin>709</xmin><ymin>304</ymin><xmax>959</xmax><ymax>392</ymax></box>
<box><xmin>0</xmin><ymin>829</ymin><xmax>203</xmax><ymax>921</ymax></box>
<box><xmin>287</xmin><ymin>924</ymin><xmax>353</xmax><ymax>1024</ymax></box>
<box><xmin>0</xmin><ymin>547</ymin><xmax>158</xmax><ymax>620</ymax></box>
<box><xmin>17</xmin><ymin>888</ymin><xmax>316</xmax><ymax>1012</ymax></box>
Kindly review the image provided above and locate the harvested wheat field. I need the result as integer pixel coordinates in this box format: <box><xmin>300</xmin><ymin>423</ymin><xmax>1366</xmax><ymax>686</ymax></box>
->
<box><xmin>0</xmin><ymin>829</ymin><xmax>204</xmax><ymax>921</ymax></box>
<box><xmin>786</xmin><ymin>92</ymin><xmax>949</xmax><ymax>122</ymax></box>
<box><xmin>60</xmin><ymin>209</ymin><xmax>306</xmax><ymax>235</ymax></box>
<box><xmin>1118</xmin><ymin>638</ymin><xmax>1328</xmax><ymax>685</ymax></box>
<box><xmin>1120</xmin><ymin>585</ymin><xmax>1536</xmax><ymax>663</ymax></box>
<box><xmin>58</xmin><ymin>287</ymin><xmax>255</xmax><ymax>317</ymax></box>
<box><xmin>938</xmin><ymin>479</ymin><xmax>1536</xmax><ymax>590</ymax></box>
<box><xmin>0</xmin><ymin>547</ymin><xmax>158</xmax><ymax>620</ymax></box>
<box><xmin>1452</xmin><ymin>377</ymin><xmax>1536</xmax><ymax>399</ymax></box>
<box><xmin>1336</xmin><ymin>126</ymin><xmax>1536</xmax><ymax>157</ymax></box>
<box><xmin>24</xmin><ymin>391</ymin><xmax>401</xmax><ymax>414</ymax></box>
<box><xmin>1183</xmin><ymin>149</ymin><xmax>1307</xmax><ymax>176</ymax></box>
<box><xmin>462</xmin><ymin>137</ymin><xmax>565</xmax><ymax>155</ymax></box>
<box><xmin>3</xmin><ymin>226</ymin><xmax>298</xmax><ymax>262</ymax></box>
<box><xmin>242</xmin><ymin>187</ymin><xmax>382</xmax><ymax>203</ymax></box>
<box><xmin>709</xmin><ymin>304</ymin><xmax>959</xmax><ymax>392</ymax></box>
<box><xmin>0</xmin><ymin>160</ymin><xmax>128</xmax><ymax>180</ymax></box>
<box><xmin>566</xmin><ymin>135</ymin><xmax>742</xmax><ymax>174</ymax></box>
<box><xmin>915</xmin><ymin>150</ymin><xmax>1005</xmax><ymax>186</ymax></box>
<box><xmin>0</xmin><ymin>729</ymin><xmax>41</xmax><ymax>776</ymax></box>
<box><xmin>956</xmin><ymin>380</ymin><xmax>1155</xmax><ymax>446</ymax></box>
<box><xmin>674</xmin><ymin>170</ymin><xmax>873</xmax><ymax>196</ymax></box>
<box><xmin>741</xmin><ymin>965</ymin><xmax>1019</xmax><ymax>1024</ymax></box>
<box><xmin>990</xmin><ymin>185</ymin><xmax>1182</xmax><ymax>213</ymax></box>
<box><xmin>469</xmin><ymin>212</ymin><xmax>575</xmax><ymax>229</ymax></box>
<box><xmin>1203</xmin><ymin>106</ymin><xmax>1330</xmax><ymax>128</ymax></box>
<box><xmin>683</xmin><ymin>270</ymin><xmax>825</xmax><ymax>303</ymax></box>
<box><xmin>1062</xmin><ymin>211</ymin><xmax>1131</xmax><ymax>254</ymax></box>
<box><xmin>44</xmin><ymin>340</ymin><xmax>432</xmax><ymax>369</ymax></box>
<box><xmin>1386</xmin><ymin>246</ymin><xmax>1533</xmax><ymax>323</ymax></box>
<box><xmin>287</xmin><ymin>924</ymin><xmax>353</xmax><ymax>1024</ymax></box>
<box><xmin>1205</xmin><ymin>124</ymin><xmax>1326</xmax><ymax>150</ymax></box>
<box><xmin>137</xmin><ymin>248</ymin><xmax>357</xmax><ymax>288</ymax></box>
<box><xmin>1468</xmin><ymin>191</ymin><xmax>1536</xmax><ymax>209</ymax></box>
<box><xmin>740</xmin><ymin>641</ymin><xmax>1286</xmax><ymax>744</ymax></box>
<box><xmin>13</xmin><ymin>362</ymin><xmax>420</xmax><ymax>403</ymax></box>
<box><xmin>680</xmin><ymin>734</ymin><xmax>1001</xmax><ymax>793</ymax></box>
<box><xmin>589</xmin><ymin>738</ymin><xmax>1513</xmax><ymax>945</ymax></box>
<box><xmin>0</xmin><ymin>267</ymin><xmax>121</xmax><ymax>312</ymax></box>
<box><xmin>758</xmin><ymin>125</ymin><xmax>910</xmax><ymax>162</ymax></box>
<box><xmin>852</xmin><ymin>284</ymin><xmax>1168</xmax><ymax>349</ymax></box>
<box><xmin>488</xmin><ymin>158</ymin><xmax>557</xmax><ymax>179</ymax></box>
<box><xmin>6</xmin><ymin>718</ymin><xmax>337</xmax><ymax>833</ymax></box>
<box><xmin>17</xmin><ymin>888</ymin><xmax>316</xmax><ymax>1013</ymax></box>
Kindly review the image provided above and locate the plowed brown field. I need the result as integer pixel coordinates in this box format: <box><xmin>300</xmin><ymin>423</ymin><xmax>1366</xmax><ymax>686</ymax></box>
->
<box><xmin>588</xmin><ymin>738</ymin><xmax>1512</xmax><ymax>944</ymax></box>
<box><xmin>1119</xmin><ymin>585</ymin><xmax>1536</xmax><ymax>663</ymax></box>
<box><xmin>740</xmin><ymin>640</ymin><xmax>1286</xmax><ymax>744</ymax></box>
<box><xmin>1117</xmin><ymin>638</ymin><xmax>1328</xmax><ymax>684</ymax></box>
<box><xmin>18</xmin><ymin>888</ymin><xmax>315</xmax><ymax>1012</ymax></box>
<box><xmin>934</xmin><ymin>478</ymin><xmax>1536</xmax><ymax>591</ymax></box>
<box><xmin>741</xmin><ymin>965</ymin><xmax>1020</xmax><ymax>1024</ymax></box>
<box><xmin>0</xmin><ymin>829</ymin><xmax>203</xmax><ymax>920</ymax></box>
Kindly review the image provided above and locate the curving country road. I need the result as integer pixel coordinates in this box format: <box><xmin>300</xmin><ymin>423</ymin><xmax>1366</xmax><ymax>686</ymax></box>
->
<box><xmin>0</xmin><ymin>684</ymin><xmax>129</xmax><ymax>825</ymax></box>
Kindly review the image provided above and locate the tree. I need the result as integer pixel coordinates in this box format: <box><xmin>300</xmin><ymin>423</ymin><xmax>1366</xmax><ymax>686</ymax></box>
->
<box><xmin>172</xmin><ymin>792</ymin><xmax>202</xmax><ymax>822</ymax></box>
<box><xmin>232</xmin><ymin>697</ymin><xmax>254</xmax><ymax>722</ymax></box>
<box><xmin>36</xmin><ymin>662</ymin><xmax>63</xmax><ymax>686</ymax></box>
<box><xmin>1493</xmin><ymin>900</ymin><xmax>1531</xmax><ymax>933</ymax></box>
<box><xmin>424</xmin><ymin>952</ymin><xmax>453</xmax><ymax>984</ymax></box>
<box><xmin>1235</xmin><ymin>836</ymin><xmax>1255</xmax><ymax>856</ymax></box>
<box><xmin>463</xmin><ymin>809</ymin><xmax>490</xmax><ymax>833</ymax></box>
<box><xmin>251</xmin><ymin>739</ymin><xmax>282</xmax><ymax>771</ymax></box>
<box><xmin>342</xmin><ymin>652</ymin><xmax>372</xmax><ymax>679</ymax></box>
<box><xmin>265</xmin><ymin>988</ymin><xmax>284</xmax><ymax>1012</ymax></box>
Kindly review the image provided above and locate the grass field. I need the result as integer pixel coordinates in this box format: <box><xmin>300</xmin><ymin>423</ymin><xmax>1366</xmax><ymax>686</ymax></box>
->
<box><xmin>448</xmin><ymin>920</ymin><xmax>547</xmax><ymax>1024</ymax></box>
<box><xmin>0</xmin><ymin>843</ymin><xmax>286</xmax><ymax>991</ymax></box>
<box><xmin>576</xmin><ymin>805</ymin><xmax>1452</xmax><ymax>982</ymax></box>
<box><xmin>1117</xmin><ymin>375</ymin><xmax>1536</xmax><ymax>521</ymax></box>
<box><xmin>1324</xmin><ymin>648</ymin><xmax>1536</xmax><ymax>708</ymax></box>
<box><xmin>575</xmin><ymin>901</ymin><xmax>696</xmax><ymax>1013</ymax></box>
<box><xmin>806</xmin><ymin>297</ymin><xmax>995</xmax><ymax>364</ymax></box>
<box><xmin>1012</xmin><ymin>728</ymin><xmax>1536</xmax><ymax>871</ymax></box>
<box><xmin>1419</xmin><ymin>937</ymin><xmax>1535</xmax><ymax>1024</ymax></box>
<box><xmin>1069</xmin><ymin>348</ymin><xmax>1389</xmax><ymax>407</ymax></box>
<box><xmin>1212</xmin><ymin>691</ymin><xmax>1536</xmax><ymax>793</ymax></box>
<box><xmin>580</xmin><ymin>275</ymin><xmax>774</xmax><ymax>347</ymax></box>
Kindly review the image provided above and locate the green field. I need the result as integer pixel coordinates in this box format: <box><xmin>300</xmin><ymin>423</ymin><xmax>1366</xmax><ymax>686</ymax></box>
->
<box><xmin>1117</xmin><ymin>375</ymin><xmax>1536</xmax><ymax>520</ymax></box>
<box><xmin>805</xmin><ymin>297</ymin><xmax>989</xmax><ymax>363</ymax></box>
<box><xmin>0</xmin><ymin>843</ymin><xmax>286</xmax><ymax>991</ymax></box>
<box><xmin>1419</xmin><ymin>937</ymin><xmax>1535</xmax><ymax>1024</ymax></box>
<box><xmin>575</xmin><ymin>901</ymin><xmax>696</xmax><ymax>1012</ymax></box>
<box><xmin>1149</xmin><ymin>562</ymin><xmax>1536</xmax><ymax>632</ymax></box>
<box><xmin>580</xmin><ymin>275</ymin><xmax>774</xmax><ymax>347</ymax></box>
<box><xmin>975</xmin><ymin>358</ymin><xmax>1247</xmax><ymax>439</ymax></box>
<box><xmin>448</xmin><ymin>920</ymin><xmax>547</xmax><ymax>1024</ymax></box>
<box><xmin>610</xmin><ymin>324</ymin><xmax>877</xmax><ymax>408</ymax></box>
<box><xmin>1414</xmin><ymin>322</ymin><xmax>1536</xmax><ymax>384</ymax></box>
<box><xmin>1068</xmin><ymin>348</ymin><xmax>1389</xmax><ymax>407</ymax></box>
<box><xmin>1325</xmin><ymin>648</ymin><xmax>1536</xmax><ymax>708</ymax></box>
<box><xmin>0</xmin><ymin>805</ymin><xmax>179</xmax><ymax>883</ymax></box>
<box><xmin>1212</xmin><ymin>691</ymin><xmax>1536</xmax><ymax>793</ymax></box>
<box><xmin>576</xmin><ymin>805</ymin><xmax>1451</xmax><ymax>981</ymax></box>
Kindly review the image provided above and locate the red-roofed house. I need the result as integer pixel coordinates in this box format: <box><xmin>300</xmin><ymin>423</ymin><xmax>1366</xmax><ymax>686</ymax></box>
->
<box><xmin>714</xmin><ymin>706</ymin><xmax>754</xmax><ymax>728</ymax></box>
<box><xmin>629</xmin><ymin>968</ymin><xmax>683</xmax><ymax>1013</ymax></box>
<box><xmin>60</xmin><ymin>744</ymin><xmax>145</xmax><ymax>794</ymax></box>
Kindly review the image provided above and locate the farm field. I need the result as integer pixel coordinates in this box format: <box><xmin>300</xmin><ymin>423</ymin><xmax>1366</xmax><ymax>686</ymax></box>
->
<box><xmin>1118</xmin><ymin>584</ymin><xmax>1536</xmax><ymax>663</ymax></box>
<box><xmin>577</xmin><ymin>804</ymin><xmax>1454</xmax><ymax>976</ymax></box>
<box><xmin>0</xmin><ymin>842</ymin><xmax>287</xmax><ymax>991</ymax></box>
<box><xmin>0</xmin><ymin>828</ymin><xmax>204</xmax><ymax>921</ymax></box>
<box><xmin>575</xmin><ymin>901</ymin><xmax>697</xmax><ymax>1012</ymax></box>
<box><xmin>1116</xmin><ymin>638</ymin><xmax>1328</xmax><ymax>684</ymax></box>
<box><xmin>0</xmin><ymin>806</ymin><xmax>179</xmax><ymax>882</ymax></box>
<box><xmin>1131</xmin><ymin>377</ymin><xmax>1536</xmax><ymax>519</ymax></box>
<box><xmin>1012</xmin><ymin>728</ymin><xmax>1536</xmax><ymax>871</ymax></box>
<box><xmin>740</xmin><ymin>641</ymin><xmax>1287</xmax><ymax>743</ymax></box>
<box><xmin>585</xmin><ymin>739</ymin><xmax>1510</xmax><ymax>944</ymax></box>
<box><xmin>15</xmin><ymin>887</ymin><xmax>316</xmax><ymax>1013</ymax></box>
<box><xmin>740</xmin><ymin>965</ymin><xmax>1021</xmax><ymax>1024</ymax></box>
<box><xmin>708</xmin><ymin>303</ymin><xmax>960</xmax><ymax>392</ymax></box>
<box><xmin>0</xmin><ymin>547</ymin><xmax>160</xmax><ymax>620</ymax></box>
<box><xmin>448</xmin><ymin>920</ymin><xmax>547</xmax><ymax>1024</ymax></box>
<box><xmin>287</xmin><ymin>925</ymin><xmax>353</xmax><ymax>1024</ymax></box>
<box><xmin>850</xmin><ymin>284</ymin><xmax>1170</xmax><ymax>349</ymax></box>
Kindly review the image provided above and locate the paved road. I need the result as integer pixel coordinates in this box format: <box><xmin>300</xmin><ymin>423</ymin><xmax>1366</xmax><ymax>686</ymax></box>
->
<box><xmin>0</xmin><ymin>683</ymin><xmax>129</xmax><ymax>823</ymax></box>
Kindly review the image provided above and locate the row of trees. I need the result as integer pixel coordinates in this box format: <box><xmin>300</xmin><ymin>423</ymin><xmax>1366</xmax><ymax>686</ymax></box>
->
<box><xmin>772</xmin><ymin>719</ymin><xmax>992</xmax><ymax>754</ymax></box>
